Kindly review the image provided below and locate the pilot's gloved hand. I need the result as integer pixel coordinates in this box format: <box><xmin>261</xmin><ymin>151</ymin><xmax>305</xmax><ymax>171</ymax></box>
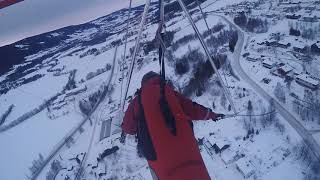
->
<box><xmin>212</xmin><ymin>114</ymin><xmax>225</xmax><ymax>122</ymax></box>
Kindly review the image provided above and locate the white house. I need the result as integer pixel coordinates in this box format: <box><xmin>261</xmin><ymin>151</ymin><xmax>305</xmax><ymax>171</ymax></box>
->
<box><xmin>236</xmin><ymin>158</ymin><xmax>255</xmax><ymax>178</ymax></box>
<box><xmin>277</xmin><ymin>64</ymin><xmax>293</xmax><ymax>77</ymax></box>
<box><xmin>295</xmin><ymin>73</ymin><xmax>319</xmax><ymax>89</ymax></box>
<box><xmin>262</xmin><ymin>59</ymin><xmax>275</xmax><ymax>69</ymax></box>
<box><xmin>221</xmin><ymin>149</ymin><xmax>243</xmax><ymax>164</ymax></box>
<box><xmin>246</xmin><ymin>55</ymin><xmax>261</xmax><ymax>62</ymax></box>
<box><xmin>204</xmin><ymin>136</ymin><xmax>231</xmax><ymax>155</ymax></box>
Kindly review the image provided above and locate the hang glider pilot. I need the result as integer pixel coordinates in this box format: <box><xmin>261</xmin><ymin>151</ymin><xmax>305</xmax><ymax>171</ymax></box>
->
<box><xmin>121</xmin><ymin>71</ymin><xmax>225</xmax><ymax>180</ymax></box>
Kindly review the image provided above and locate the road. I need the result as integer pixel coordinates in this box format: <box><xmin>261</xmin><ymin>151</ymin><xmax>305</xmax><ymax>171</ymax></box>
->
<box><xmin>31</xmin><ymin>47</ymin><xmax>118</xmax><ymax>180</ymax></box>
<box><xmin>216</xmin><ymin>14</ymin><xmax>320</xmax><ymax>161</ymax></box>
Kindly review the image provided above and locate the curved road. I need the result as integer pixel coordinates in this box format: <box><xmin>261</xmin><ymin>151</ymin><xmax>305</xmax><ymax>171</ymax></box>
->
<box><xmin>216</xmin><ymin>14</ymin><xmax>320</xmax><ymax>161</ymax></box>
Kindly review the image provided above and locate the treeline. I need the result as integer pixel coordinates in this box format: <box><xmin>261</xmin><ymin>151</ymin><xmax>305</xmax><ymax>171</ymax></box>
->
<box><xmin>79</xmin><ymin>84</ymin><xmax>111</xmax><ymax>116</ymax></box>
<box><xmin>234</xmin><ymin>12</ymin><xmax>268</xmax><ymax>33</ymax></box>
<box><xmin>206</xmin><ymin>29</ymin><xmax>238</xmax><ymax>49</ymax></box>
<box><xmin>64</xmin><ymin>70</ymin><xmax>77</xmax><ymax>91</ymax></box>
<box><xmin>174</xmin><ymin>48</ymin><xmax>227</xmax><ymax>96</ymax></box>
<box><xmin>85</xmin><ymin>64</ymin><xmax>112</xmax><ymax>81</ymax></box>
<box><xmin>171</xmin><ymin>26</ymin><xmax>235</xmax><ymax>52</ymax></box>
<box><xmin>164</xmin><ymin>0</ymin><xmax>206</xmax><ymax>14</ymax></box>
<box><xmin>292</xmin><ymin>90</ymin><xmax>320</xmax><ymax>125</ymax></box>
<box><xmin>143</xmin><ymin>31</ymin><xmax>175</xmax><ymax>55</ymax></box>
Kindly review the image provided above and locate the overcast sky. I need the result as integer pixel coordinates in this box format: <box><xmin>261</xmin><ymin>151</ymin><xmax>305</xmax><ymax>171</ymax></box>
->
<box><xmin>0</xmin><ymin>0</ymin><xmax>145</xmax><ymax>47</ymax></box>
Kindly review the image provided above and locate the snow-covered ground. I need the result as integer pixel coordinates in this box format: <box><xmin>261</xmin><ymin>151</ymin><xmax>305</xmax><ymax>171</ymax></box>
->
<box><xmin>1</xmin><ymin>0</ymin><xmax>320</xmax><ymax>179</ymax></box>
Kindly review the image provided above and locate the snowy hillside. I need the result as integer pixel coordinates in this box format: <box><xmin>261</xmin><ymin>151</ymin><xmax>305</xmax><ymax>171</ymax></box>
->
<box><xmin>0</xmin><ymin>0</ymin><xmax>319</xmax><ymax>180</ymax></box>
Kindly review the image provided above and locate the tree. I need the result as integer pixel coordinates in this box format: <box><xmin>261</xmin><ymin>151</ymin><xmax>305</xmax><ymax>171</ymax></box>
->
<box><xmin>274</xmin><ymin>82</ymin><xmax>286</xmax><ymax>103</ymax></box>
<box><xmin>220</xmin><ymin>93</ymin><xmax>227</xmax><ymax>109</ymax></box>
<box><xmin>229</xmin><ymin>31</ymin><xmax>238</xmax><ymax>52</ymax></box>
<box><xmin>275</xmin><ymin>122</ymin><xmax>285</xmax><ymax>134</ymax></box>
<box><xmin>234</xmin><ymin>12</ymin><xmax>247</xmax><ymax>27</ymax></box>
<box><xmin>175</xmin><ymin>60</ymin><xmax>190</xmax><ymax>75</ymax></box>
<box><xmin>267</xmin><ymin>99</ymin><xmax>277</xmax><ymax>125</ymax></box>
<box><xmin>289</xmin><ymin>27</ymin><xmax>301</xmax><ymax>36</ymax></box>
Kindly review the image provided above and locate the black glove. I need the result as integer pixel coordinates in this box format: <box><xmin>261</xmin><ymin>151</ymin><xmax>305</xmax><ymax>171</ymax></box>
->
<box><xmin>212</xmin><ymin>114</ymin><xmax>225</xmax><ymax>122</ymax></box>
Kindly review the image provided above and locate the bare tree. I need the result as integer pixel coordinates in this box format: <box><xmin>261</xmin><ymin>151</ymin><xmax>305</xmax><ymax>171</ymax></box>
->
<box><xmin>274</xmin><ymin>82</ymin><xmax>286</xmax><ymax>103</ymax></box>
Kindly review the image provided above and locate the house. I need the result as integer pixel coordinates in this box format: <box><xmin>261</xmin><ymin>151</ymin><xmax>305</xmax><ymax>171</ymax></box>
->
<box><xmin>277</xmin><ymin>40</ymin><xmax>291</xmax><ymax>48</ymax></box>
<box><xmin>285</xmin><ymin>13</ymin><xmax>301</xmax><ymax>19</ymax></box>
<box><xmin>305</xmin><ymin>6</ymin><xmax>316</xmax><ymax>13</ymax></box>
<box><xmin>262</xmin><ymin>59</ymin><xmax>275</xmax><ymax>69</ymax></box>
<box><xmin>55</xmin><ymin>94</ymin><xmax>66</xmax><ymax>104</ymax></box>
<box><xmin>311</xmin><ymin>42</ymin><xmax>320</xmax><ymax>54</ymax></box>
<box><xmin>303</xmin><ymin>15</ymin><xmax>318</xmax><ymax>22</ymax></box>
<box><xmin>277</xmin><ymin>64</ymin><xmax>293</xmax><ymax>77</ymax></box>
<box><xmin>293</xmin><ymin>44</ymin><xmax>308</xmax><ymax>53</ymax></box>
<box><xmin>265</xmin><ymin>40</ymin><xmax>278</xmax><ymax>47</ymax></box>
<box><xmin>236</xmin><ymin>158</ymin><xmax>255</xmax><ymax>178</ymax></box>
<box><xmin>221</xmin><ymin>149</ymin><xmax>244</xmax><ymax>164</ymax></box>
<box><xmin>266</xmin><ymin>13</ymin><xmax>277</xmax><ymax>18</ymax></box>
<box><xmin>246</xmin><ymin>55</ymin><xmax>261</xmax><ymax>62</ymax></box>
<box><xmin>205</xmin><ymin>136</ymin><xmax>230</xmax><ymax>154</ymax></box>
<box><xmin>295</xmin><ymin>73</ymin><xmax>319</xmax><ymax>90</ymax></box>
<box><xmin>264</xmin><ymin>40</ymin><xmax>290</xmax><ymax>49</ymax></box>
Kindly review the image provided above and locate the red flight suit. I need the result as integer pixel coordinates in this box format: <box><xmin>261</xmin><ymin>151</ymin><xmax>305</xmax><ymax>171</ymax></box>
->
<box><xmin>122</xmin><ymin>77</ymin><xmax>217</xmax><ymax>180</ymax></box>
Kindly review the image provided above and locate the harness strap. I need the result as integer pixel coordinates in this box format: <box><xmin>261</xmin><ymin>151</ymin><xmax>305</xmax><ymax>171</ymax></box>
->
<box><xmin>136</xmin><ymin>89</ymin><xmax>157</xmax><ymax>161</ymax></box>
<box><xmin>156</xmin><ymin>0</ymin><xmax>166</xmax><ymax>79</ymax></box>
<box><xmin>159</xmin><ymin>78</ymin><xmax>177</xmax><ymax>135</ymax></box>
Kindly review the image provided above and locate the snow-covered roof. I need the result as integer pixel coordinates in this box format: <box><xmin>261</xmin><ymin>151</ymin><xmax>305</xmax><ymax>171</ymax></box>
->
<box><xmin>296</xmin><ymin>74</ymin><xmax>319</xmax><ymax>86</ymax></box>
<box><xmin>215</xmin><ymin>139</ymin><xmax>230</xmax><ymax>149</ymax></box>
<box><xmin>207</xmin><ymin>136</ymin><xmax>216</xmax><ymax>146</ymax></box>
<box><xmin>236</xmin><ymin>158</ymin><xmax>255</xmax><ymax>178</ymax></box>
<box><xmin>207</xmin><ymin>136</ymin><xmax>230</xmax><ymax>149</ymax></box>
<box><xmin>278</xmin><ymin>40</ymin><xmax>290</xmax><ymax>45</ymax></box>
<box><xmin>221</xmin><ymin>149</ymin><xmax>240</xmax><ymax>164</ymax></box>
<box><xmin>247</xmin><ymin>54</ymin><xmax>261</xmax><ymax>59</ymax></box>
<box><xmin>293</xmin><ymin>43</ymin><xmax>306</xmax><ymax>49</ymax></box>
<box><xmin>262</xmin><ymin>59</ymin><xmax>275</xmax><ymax>66</ymax></box>
<box><xmin>55</xmin><ymin>94</ymin><xmax>66</xmax><ymax>103</ymax></box>
<box><xmin>279</xmin><ymin>64</ymin><xmax>293</xmax><ymax>73</ymax></box>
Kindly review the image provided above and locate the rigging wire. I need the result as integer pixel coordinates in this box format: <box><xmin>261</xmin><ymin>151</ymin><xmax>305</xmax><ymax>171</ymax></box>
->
<box><xmin>120</xmin><ymin>0</ymin><xmax>152</xmax><ymax>117</ymax></box>
<box><xmin>75</xmin><ymin>46</ymin><xmax>118</xmax><ymax>180</ymax></box>
<box><xmin>176</xmin><ymin>0</ymin><xmax>237</xmax><ymax>114</ymax></box>
<box><xmin>119</xmin><ymin>0</ymin><xmax>133</xmax><ymax>114</ymax></box>
<box><xmin>223</xmin><ymin>110</ymin><xmax>277</xmax><ymax>119</ymax></box>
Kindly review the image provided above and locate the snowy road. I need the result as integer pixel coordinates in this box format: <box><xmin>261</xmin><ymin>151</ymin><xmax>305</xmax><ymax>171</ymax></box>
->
<box><xmin>215</xmin><ymin>14</ymin><xmax>320</xmax><ymax>161</ymax></box>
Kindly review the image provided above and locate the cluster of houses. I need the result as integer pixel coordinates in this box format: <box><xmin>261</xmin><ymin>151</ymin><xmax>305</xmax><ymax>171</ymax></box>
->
<box><xmin>245</xmin><ymin>54</ymin><xmax>319</xmax><ymax>90</ymax></box>
<box><xmin>203</xmin><ymin>136</ymin><xmax>256</xmax><ymax>178</ymax></box>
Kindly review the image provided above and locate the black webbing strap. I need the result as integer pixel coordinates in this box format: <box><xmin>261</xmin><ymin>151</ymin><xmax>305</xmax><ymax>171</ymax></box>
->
<box><xmin>136</xmin><ymin>89</ymin><xmax>157</xmax><ymax>161</ymax></box>
<box><xmin>156</xmin><ymin>0</ymin><xmax>166</xmax><ymax>79</ymax></box>
<box><xmin>159</xmin><ymin>78</ymin><xmax>177</xmax><ymax>136</ymax></box>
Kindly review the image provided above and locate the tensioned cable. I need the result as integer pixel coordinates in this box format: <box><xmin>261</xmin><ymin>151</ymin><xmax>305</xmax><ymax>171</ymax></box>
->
<box><xmin>121</xmin><ymin>0</ymin><xmax>151</xmax><ymax>116</ymax></box>
<box><xmin>119</xmin><ymin>0</ymin><xmax>133</xmax><ymax>113</ymax></box>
